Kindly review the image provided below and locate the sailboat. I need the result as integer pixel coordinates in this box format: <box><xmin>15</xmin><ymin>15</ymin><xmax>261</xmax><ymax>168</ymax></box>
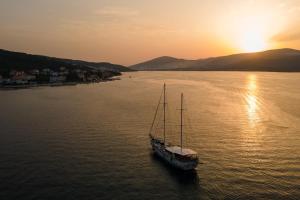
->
<box><xmin>149</xmin><ymin>84</ymin><xmax>199</xmax><ymax>170</ymax></box>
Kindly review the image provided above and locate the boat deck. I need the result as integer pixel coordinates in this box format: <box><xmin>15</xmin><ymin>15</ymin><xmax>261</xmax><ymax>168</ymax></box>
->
<box><xmin>166</xmin><ymin>146</ymin><xmax>197</xmax><ymax>156</ymax></box>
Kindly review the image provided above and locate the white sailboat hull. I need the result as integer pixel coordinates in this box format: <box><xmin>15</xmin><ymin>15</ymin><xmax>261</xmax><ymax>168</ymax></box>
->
<box><xmin>151</xmin><ymin>139</ymin><xmax>198</xmax><ymax>171</ymax></box>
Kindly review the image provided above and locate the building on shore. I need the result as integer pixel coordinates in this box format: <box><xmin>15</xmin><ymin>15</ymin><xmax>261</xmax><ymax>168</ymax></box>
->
<box><xmin>1</xmin><ymin>66</ymin><xmax>120</xmax><ymax>87</ymax></box>
<box><xmin>25</xmin><ymin>75</ymin><xmax>36</xmax><ymax>82</ymax></box>
<box><xmin>11</xmin><ymin>71</ymin><xmax>27</xmax><ymax>84</ymax></box>
<box><xmin>1</xmin><ymin>70</ymin><xmax>37</xmax><ymax>85</ymax></box>
<box><xmin>77</xmin><ymin>72</ymin><xmax>86</xmax><ymax>82</ymax></box>
<box><xmin>41</xmin><ymin>68</ymin><xmax>51</xmax><ymax>75</ymax></box>
<box><xmin>30</xmin><ymin>69</ymin><xmax>40</xmax><ymax>75</ymax></box>
<box><xmin>50</xmin><ymin>75</ymin><xmax>66</xmax><ymax>83</ymax></box>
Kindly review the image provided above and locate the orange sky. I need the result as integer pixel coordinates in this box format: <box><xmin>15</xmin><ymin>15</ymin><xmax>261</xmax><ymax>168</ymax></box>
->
<box><xmin>1</xmin><ymin>0</ymin><xmax>300</xmax><ymax>65</ymax></box>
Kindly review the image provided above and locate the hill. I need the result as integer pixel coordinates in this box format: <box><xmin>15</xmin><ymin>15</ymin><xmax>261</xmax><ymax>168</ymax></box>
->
<box><xmin>130</xmin><ymin>48</ymin><xmax>300</xmax><ymax>72</ymax></box>
<box><xmin>0</xmin><ymin>49</ymin><xmax>133</xmax><ymax>74</ymax></box>
<box><xmin>130</xmin><ymin>56</ymin><xmax>193</xmax><ymax>71</ymax></box>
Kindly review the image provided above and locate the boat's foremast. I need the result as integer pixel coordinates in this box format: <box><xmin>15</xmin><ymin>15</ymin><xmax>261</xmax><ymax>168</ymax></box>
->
<box><xmin>163</xmin><ymin>83</ymin><xmax>166</xmax><ymax>146</ymax></box>
<box><xmin>180</xmin><ymin>93</ymin><xmax>183</xmax><ymax>152</ymax></box>
<box><xmin>149</xmin><ymin>85</ymin><xmax>163</xmax><ymax>139</ymax></box>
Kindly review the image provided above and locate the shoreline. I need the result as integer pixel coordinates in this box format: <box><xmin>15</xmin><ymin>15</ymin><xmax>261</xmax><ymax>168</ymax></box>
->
<box><xmin>0</xmin><ymin>76</ymin><xmax>121</xmax><ymax>90</ymax></box>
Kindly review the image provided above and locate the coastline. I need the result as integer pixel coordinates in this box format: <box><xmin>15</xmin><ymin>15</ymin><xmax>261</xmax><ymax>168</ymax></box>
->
<box><xmin>0</xmin><ymin>76</ymin><xmax>121</xmax><ymax>90</ymax></box>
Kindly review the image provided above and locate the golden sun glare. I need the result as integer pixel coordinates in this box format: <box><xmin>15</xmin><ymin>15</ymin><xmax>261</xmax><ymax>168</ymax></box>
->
<box><xmin>235</xmin><ymin>17</ymin><xmax>269</xmax><ymax>53</ymax></box>
<box><xmin>240</xmin><ymin>31</ymin><xmax>267</xmax><ymax>52</ymax></box>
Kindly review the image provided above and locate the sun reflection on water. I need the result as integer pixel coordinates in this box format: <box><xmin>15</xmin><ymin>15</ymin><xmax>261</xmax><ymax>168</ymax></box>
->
<box><xmin>246</xmin><ymin>75</ymin><xmax>259</xmax><ymax>126</ymax></box>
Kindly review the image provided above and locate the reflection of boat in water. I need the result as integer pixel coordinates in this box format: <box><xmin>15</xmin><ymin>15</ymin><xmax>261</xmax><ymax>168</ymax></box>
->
<box><xmin>149</xmin><ymin>84</ymin><xmax>199</xmax><ymax>171</ymax></box>
<box><xmin>150</xmin><ymin>153</ymin><xmax>199</xmax><ymax>186</ymax></box>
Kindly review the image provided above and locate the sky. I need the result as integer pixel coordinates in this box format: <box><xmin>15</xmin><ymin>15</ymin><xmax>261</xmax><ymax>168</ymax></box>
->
<box><xmin>1</xmin><ymin>0</ymin><xmax>300</xmax><ymax>65</ymax></box>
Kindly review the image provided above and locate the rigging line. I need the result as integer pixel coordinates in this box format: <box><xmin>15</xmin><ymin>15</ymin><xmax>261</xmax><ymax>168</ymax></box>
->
<box><xmin>149</xmin><ymin>87</ymin><xmax>164</xmax><ymax>135</ymax></box>
<box><xmin>154</xmin><ymin>107</ymin><xmax>163</xmax><ymax>137</ymax></box>
<box><xmin>180</xmin><ymin>94</ymin><xmax>190</xmax><ymax>148</ymax></box>
<box><xmin>166</xmin><ymin>97</ymin><xmax>170</xmax><ymax>131</ymax></box>
<box><xmin>182</xmin><ymin>95</ymin><xmax>193</xmax><ymax>145</ymax></box>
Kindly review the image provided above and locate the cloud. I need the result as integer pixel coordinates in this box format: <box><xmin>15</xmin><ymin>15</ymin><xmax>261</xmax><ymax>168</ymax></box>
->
<box><xmin>94</xmin><ymin>7</ymin><xmax>139</xmax><ymax>17</ymax></box>
<box><xmin>272</xmin><ymin>32</ymin><xmax>300</xmax><ymax>42</ymax></box>
<box><xmin>288</xmin><ymin>6</ymin><xmax>300</xmax><ymax>13</ymax></box>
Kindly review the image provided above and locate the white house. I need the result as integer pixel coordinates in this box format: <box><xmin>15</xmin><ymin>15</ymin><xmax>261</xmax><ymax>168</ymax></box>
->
<box><xmin>51</xmin><ymin>72</ymin><xmax>59</xmax><ymax>76</ymax></box>
<box><xmin>50</xmin><ymin>76</ymin><xmax>66</xmax><ymax>83</ymax></box>
<box><xmin>25</xmin><ymin>75</ymin><xmax>36</xmax><ymax>81</ymax></box>
<box><xmin>30</xmin><ymin>69</ymin><xmax>39</xmax><ymax>75</ymax></box>
<box><xmin>41</xmin><ymin>68</ymin><xmax>51</xmax><ymax>75</ymax></box>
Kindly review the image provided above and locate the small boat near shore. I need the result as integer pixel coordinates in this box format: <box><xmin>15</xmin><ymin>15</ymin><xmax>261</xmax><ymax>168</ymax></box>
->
<box><xmin>149</xmin><ymin>84</ymin><xmax>199</xmax><ymax>171</ymax></box>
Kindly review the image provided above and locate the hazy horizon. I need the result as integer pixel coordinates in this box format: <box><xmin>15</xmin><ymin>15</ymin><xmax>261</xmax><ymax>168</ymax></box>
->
<box><xmin>1</xmin><ymin>0</ymin><xmax>300</xmax><ymax>65</ymax></box>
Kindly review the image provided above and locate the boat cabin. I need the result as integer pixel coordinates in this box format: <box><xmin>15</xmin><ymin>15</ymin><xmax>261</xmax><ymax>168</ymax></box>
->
<box><xmin>166</xmin><ymin>146</ymin><xmax>198</xmax><ymax>161</ymax></box>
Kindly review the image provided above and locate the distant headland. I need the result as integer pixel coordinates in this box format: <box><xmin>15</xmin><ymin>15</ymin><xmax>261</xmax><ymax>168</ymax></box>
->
<box><xmin>0</xmin><ymin>49</ymin><xmax>134</xmax><ymax>89</ymax></box>
<box><xmin>130</xmin><ymin>48</ymin><xmax>300</xmax><ymax>72</ymax></box>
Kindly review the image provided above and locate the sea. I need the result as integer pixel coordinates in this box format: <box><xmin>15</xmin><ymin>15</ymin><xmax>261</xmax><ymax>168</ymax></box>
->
<box><xmin>0</xmin><ymin>71</ymin><xmax>299</xmax><ymax>200</ymax></box>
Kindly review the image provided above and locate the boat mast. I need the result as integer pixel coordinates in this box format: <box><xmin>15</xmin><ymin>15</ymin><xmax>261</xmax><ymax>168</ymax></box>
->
<box><xmin>180</xmin><ymin>93</ymin><xmax>183</xmax><ymax>151</ymax></box>
<box><xmin>163</xmin><ymin>83</ymin><xmax>166</xmax><ymax>145</ymax></box>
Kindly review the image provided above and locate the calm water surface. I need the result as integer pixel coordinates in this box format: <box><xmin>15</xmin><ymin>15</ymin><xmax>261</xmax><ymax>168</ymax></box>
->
<box><xmin>0</xmin><ymin>72</ymin><xmax>300</xmax><ymax>200</ymax></box>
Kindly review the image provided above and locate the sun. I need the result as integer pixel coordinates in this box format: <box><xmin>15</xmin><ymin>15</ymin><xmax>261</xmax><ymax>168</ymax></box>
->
<box><xmin>240</xmin><ymin>31</ymin><xmax>267</xmax><ymax>52</ymax></box>
<box><xmin>233</xmin><ymin>16</ymin><xmax>269</xmax><ymax>53</ymax></box>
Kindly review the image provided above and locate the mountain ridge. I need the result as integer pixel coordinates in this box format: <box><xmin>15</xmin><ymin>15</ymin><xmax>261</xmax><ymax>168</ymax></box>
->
<box><xmin>130</xmin><ymin>48</ymin><xmax>300</xmax><ymax>72</ymax></box>
<box><xmin>0</xmin><ymin>49</ymin><xmax>133</xmax><ymax>74</ymax></box>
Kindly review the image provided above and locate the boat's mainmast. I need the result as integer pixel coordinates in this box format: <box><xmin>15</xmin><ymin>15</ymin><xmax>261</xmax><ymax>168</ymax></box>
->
<box><xmin>180</xmin><ymin>93</ymin><xmax>183</xmax><ymax>151</ymax></box>
<box><xmin>163</xmin><ymin>83</ymin><xmax>166</xmax><ymax>145</ymax></box>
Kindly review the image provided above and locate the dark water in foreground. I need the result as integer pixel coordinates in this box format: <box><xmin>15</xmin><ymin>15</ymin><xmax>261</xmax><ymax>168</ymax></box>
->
<box><xmin>0</xmin><ymin>72</ymin><xmax>300</xmax><ymax>200</ymax></box>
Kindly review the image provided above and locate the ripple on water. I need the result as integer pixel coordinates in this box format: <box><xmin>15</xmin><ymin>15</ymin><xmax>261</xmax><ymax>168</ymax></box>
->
<box><xmin>0</xmin><ymin>72</ymin><xmax>300</xmax><ymax>200</ymax></box>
